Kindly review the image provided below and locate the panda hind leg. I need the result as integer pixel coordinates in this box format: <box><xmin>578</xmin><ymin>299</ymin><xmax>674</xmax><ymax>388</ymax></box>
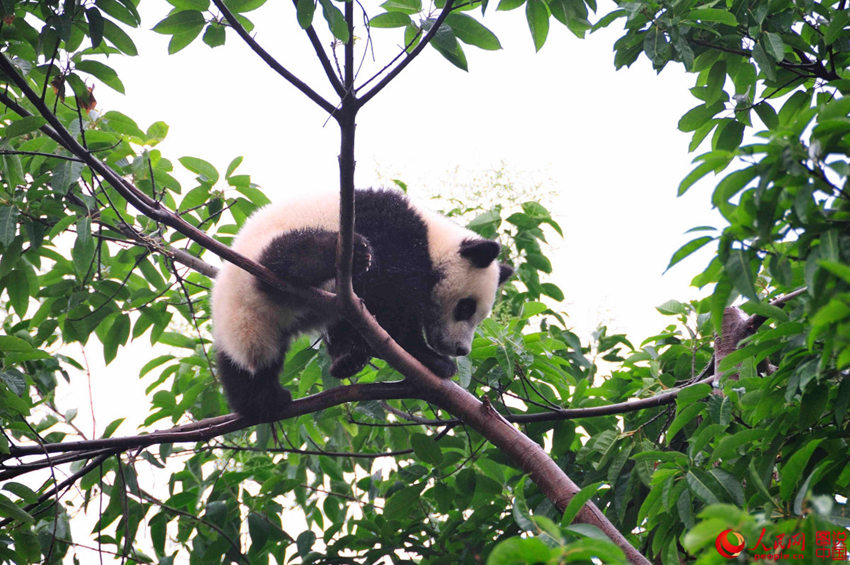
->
<box><xmin>217</xmin><ymin>351</ymin><xmax>292</xmax><ymax>423</ymax></box>
<box><xmin>258</xmin><ymin>229</ymin><xmax>372</xmax><ymax>292</ymax></box>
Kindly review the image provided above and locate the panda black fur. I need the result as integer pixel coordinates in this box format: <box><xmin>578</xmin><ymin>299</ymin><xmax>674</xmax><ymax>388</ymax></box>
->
<box><xmin>211</xmin><ymin>188</ymin><xmax>513</xmax><ymax>421</ymax></box>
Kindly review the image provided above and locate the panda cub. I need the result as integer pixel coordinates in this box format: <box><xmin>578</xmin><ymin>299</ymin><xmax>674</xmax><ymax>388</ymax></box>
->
<box><xmin>211</xmin><ymin>188</ymin><xmax>513</xmax><ymax>422</ymax></box>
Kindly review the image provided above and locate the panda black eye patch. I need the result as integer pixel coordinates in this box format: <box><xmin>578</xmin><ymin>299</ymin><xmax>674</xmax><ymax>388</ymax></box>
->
<box><xmin>454</xmin><ymin>298</ymin><xmax>477</xmax><ymax>321</ymax></box>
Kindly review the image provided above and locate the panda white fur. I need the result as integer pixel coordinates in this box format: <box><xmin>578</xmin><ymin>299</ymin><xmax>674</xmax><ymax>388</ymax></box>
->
<box><xmin>211</xmin><ymin>188</ymin><xmax>513</xmax><ymax>421</ymax></box>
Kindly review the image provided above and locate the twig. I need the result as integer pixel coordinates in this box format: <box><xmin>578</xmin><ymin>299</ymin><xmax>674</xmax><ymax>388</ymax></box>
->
<box><xmin>210</xmin><ymin>0</ymin><xmax>337</xmax><ymax>115</ymax></box>
<box><xmin>358</xmin><ymin>1</ymin><xmax>457</xmax><ymax>106</ymax></box>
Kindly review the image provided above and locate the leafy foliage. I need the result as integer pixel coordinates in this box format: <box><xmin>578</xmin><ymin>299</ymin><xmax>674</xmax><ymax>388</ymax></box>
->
<box><xmin>0</xmin><ymin>0</ymin><xmax>848</xmax><ymax>562</ymax></box>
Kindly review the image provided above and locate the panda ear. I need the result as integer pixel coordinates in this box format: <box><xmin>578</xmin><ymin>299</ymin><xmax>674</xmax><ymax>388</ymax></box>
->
<box><xmin>459</xmin><ymin>239</ymin><xmax>500</xmax><ymax>268</ymax></box>
<box><xmin>498</xmin><ymin>264</ymin><xmax>514</xmax><ymax>285</ymax></box>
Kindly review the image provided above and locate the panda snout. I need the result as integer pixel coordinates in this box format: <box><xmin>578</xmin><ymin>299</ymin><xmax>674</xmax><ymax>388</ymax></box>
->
<box><xmin>454</xmin><ymin>344</ymin><xmax>470</xmax><ymax>356</ymax></box>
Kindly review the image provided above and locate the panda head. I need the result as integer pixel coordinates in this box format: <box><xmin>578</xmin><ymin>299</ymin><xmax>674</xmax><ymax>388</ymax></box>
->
<box><xmin>425</xmin><ymin>237</ymin><xmax>513</xmax><ymax>357</ymax></box>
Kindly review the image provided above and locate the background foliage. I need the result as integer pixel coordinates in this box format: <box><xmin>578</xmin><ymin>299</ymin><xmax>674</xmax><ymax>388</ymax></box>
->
<box><xmin>0</xmin><ymin>0</ymin><xmax>848</xmax><ymax>562</ymax></box>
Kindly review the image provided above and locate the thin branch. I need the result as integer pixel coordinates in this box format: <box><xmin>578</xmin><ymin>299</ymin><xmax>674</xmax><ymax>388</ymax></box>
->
<box><xmin>0</xmin><ymin>89</ymin><xmax>72</xmax><ymax>147</ymax></box>
<box><xmin>0</xmin><ymin>149</ymin><xmax>85</xmax><ymax>162</ymax></box>
<box><xmin>291</xmin><ymin>0</ymin><xmax>346</xmax><ymax>96</ymax></box>
<box><xmin>4</xmin><ymin>381</ymin><xmax>416</xmax><ymax>458</ymax></box>
<box><xmin>209</xmin><ymin>0</ymin><xmax>338</xmax><ymax>115</ymax></box>
<box><xmin>0</xmin><ymin>450</ymin><xmax>119</xmax><ymax>528</ymax></box>
<box><xmin>357</xmin><ymin>0</ymin><xmax>456</xmax><ymax>107</ymax></box>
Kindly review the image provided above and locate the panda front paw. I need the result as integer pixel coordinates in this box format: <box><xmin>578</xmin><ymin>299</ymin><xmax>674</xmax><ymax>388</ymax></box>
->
<box><xmin>426</xmin><ymin>356</ymin><xmax>457</xmax><ymax>379</ymax></box>
<box><xmin>353</xmin><ymin>234</ymin><xmax>373</xmax><ymax>275</ymax></box>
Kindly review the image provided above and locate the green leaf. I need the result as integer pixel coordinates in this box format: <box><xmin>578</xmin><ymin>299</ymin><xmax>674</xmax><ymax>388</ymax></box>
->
<box><xmin>686</xmin><ymin>8</ymin><xmax>737</xmax><ymax>27</ymax></box>
<box><xmin>146</xmin><ymin>121</ymin><xmax>169</xmax><ymax>145</ymax></box>
<box><xmin>403</xmin><ymin>22</ymin><xmax>421</xmax><ymax>52</ymax></box>
<box><xmin>4</xmin><ymin>116</ymin><xmax>46</xmax><ymax>139</ymax></box>
<box><xmin>380</xmin><ymin>0</ymin><xmax>421</xmax><ymax>15</ymax></box>
<box><xmin>665</xmin><ymin>236</ymin><xmax>714</xmax><ymax>272</ymax></box>
<box><xmin>685</xmin><ymin>470</ymin><xmax>720</xmax><ymax>504</ymax></box>
<box><xmin>754</xmin><ymin>101</ymin><xmax>779</xmax><ymax>129</ymax></box>
<box><xmin>712</xmin><ymin>167</ymin><xmax>757</xmax><ymax>207</ymax></box>
<box><xmin>319</xmin><ymin>0</ymin><xmax>348</xmax><ymax>42</ymax></box>
<box><xmin>167</xmin><ymin>0</ymin><xmax>209</xmax><ymax>9</ymax></box>
<box><xmin>825</xmin><ymin>10</ymin><xmax>850</xmax><ymax>45</ymax></box>
<box><xmin>384</xmin><ymin>484</ymin><xmax>424</xmax><ymax>521</ymax></box>
<box><xmin>411</xmin><ymin>433</ymin><xmax>442</xmax><ymax>465</ymax></box>
<box><xmin>97</xmin><ymin>0</ymin><xmax>141</xmax><ymax>25</ymax></box>
<box><xmin>751</xmin><ymin>43</ymin><xmax>775</xmax><ymax>81</ymax></box>
<box><xmin>487</xmin><ymin>537</ymin><xmax>551</xmax><ymax>563</ymax></box>
<box><xmin>540</xmin><ymin>283</ymin><xmax>564</xmax><ymax>301</ymax></box>
<box><xmin>560</xmin><ymin>482</ymin><xmax>603</xmax><ymax>526</ymax></box>
<box><xmin>0</xmin><ymin>494</ymin><xmax>34</xmax><ymax>524</ymax></box>
<box><xmin>779</xmin><ymin>439</ymin><xmax>823</xmax><ymax>501</ymax></box>
<box><xmin>656</xmin><ymin>299</ymin><xmax>687</xmax><ymax>315</ymax></box>
<box><xmin>102</xmin><ymin>418</ymin><xmax>125</xmax><ymax>437</ymax></box>
<box><xmin>153</xmin><ymin>10</ymin><xmax>205</xmax><ymax>34</ymax></box>
<box><xmin>676</xmin><ymin>383</ymin><xmax>712</xmax><ymax>408</ymax></box>
<box><xmin>762</xmin><ymin>32</ymin><xmax>784</xmax><ymax>62</ymax></box>
<box><xmin>103</xmin><ymin>314</ymin><xmax>130</xmax><ymax>364</ymax></box>
<box><xmin>678</xmin><ymin>103</ymin><xmax>722</xmax><ymax>132</ymax></box>
<box><xmin>104</xmin><ymin>111</ymin><xmax>145</xmax><ymax>138</ymax></box>
<box><xmin>496</xmin><ymin>0</ymin><xmax>524</xmax><ymax>10</ymax></box>
<box><xmin>224</xmin><ymin>0</ymin><xmax>266</xmax><ymax>13</ymax></box>
<box><xmin>712</xmin><ymin>119</ymin><xmax>744</xmax><ymax>152</ymax></box>
<box><xmin>819</xmin><ymin>260</ymin><xmax>850</xmax><ymax>284</ymax></box>
<box><xmin>445</xmin><ymin>13</ymin><xmax>501</xmax><ymax>50</ymax></box>
<box><xmin>369</xmin><ymin>12</ymin><xmax>411</xmax><ymax>28</ymax></box>
<box><xmin>139</xmin><ymin>354</ymin><xmax>174</xmax><ymax>377</ymax></box>
<box><xmin>168</xmin><ymin>25</ymin><xmax>205</xmax><ymax>53</ymax></box>
<box><xmin>179</xmin><ymin>156</ymin><xmax>219</xmax><ymax>183</ymax></box>
<box><xmin>525</xmin><ymin>0</ymin><xmax>549</xmax><ymax>52</ymax></box>
<box><xmin>73</xmin><ymin>217</ymin><xmax>96</xmax><ymax>280</ymax></box>
<box><xmin>0</xmin><ymin>336</ymin><xmax>34</xmax><ymax>352</ymax></box>
<box><xmin>6</xmin><ymin>270</ymin><xmax>30</xmax><ymax>317</ymax></box>
<box><xmin>225</xmin><ymin>156</ymin><xmax>243</xmax><ymax>178</ymax></box>
<box><xmin>704</xmin><ymin>61</ymin><xmax>726</xmax><ymax>105</ymax></box>
<box><xmin>74</xmin><ymin>60</ymin><xmax>125</xmax><ymax>93</ymax></box>
<box><xmin>85</xmin><ymin>7</ymin><xmax>105</xmax><ymax>48</ymax></box>
<box><xmin>0</xmin><ymin>207</ymin><xmax>19</xmax><ymax>247</ymax></box>
<box><xmin>103</xmin><ymin>19</ymin><xmax>139</xmax><ymax>55</ymax></box>
<box><xmin>296</xmin><ymin>0</ymin><xmax>316</xmax><ymax>29</ymax></box>
<box><xmin>430</xmin><ymin>23</ymin><xmax>467</xmax><ymax>71</ymax></box>
<box><xmin>202</xmin><ymin>23</ymin><xmax>226</xmax><ymax>47</ymax></box>
<box><xmin>666</xmin><ymin>402</ymin><xmax>704</xmax><ymax>442</ymax></box>
<box><xmin>725</xmin><ymin>249</ymin><xmax>757</xmax><ymax>300</ymax></box>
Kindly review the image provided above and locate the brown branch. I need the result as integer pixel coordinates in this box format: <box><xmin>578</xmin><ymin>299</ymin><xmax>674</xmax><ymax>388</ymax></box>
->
<box><xmin>290</xmin><ymin>0</ymin><xmax>346</xmax><ymax>97</ymax></box>
<box><xmin>0</xmin><ymin>450</ymin><xmax>119</xmax><ymax>528</ymax></box>
<box><xmin>209</xmin><ymin>0</ymin><xmax>338</xmax><ymax>115</ymax></box>
<box><xmin>0</xmin><ymin>90</ymin><xmax>72</xmax><ymax>147</ymax></box>
<box><xmin>3</xmin><ymin>381</ymin><xmax>415</xmax><ymax>458</ymax></box>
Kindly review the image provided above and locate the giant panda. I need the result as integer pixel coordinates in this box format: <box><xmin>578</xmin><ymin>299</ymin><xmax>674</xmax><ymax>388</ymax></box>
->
<box><xmin>211</xmin><ymin>188</ymin><xmax>513</xmax><ymax>422</ymax></box>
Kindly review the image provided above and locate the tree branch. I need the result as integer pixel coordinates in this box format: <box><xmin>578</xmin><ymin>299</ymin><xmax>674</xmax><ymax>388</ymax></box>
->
<box><xmin>357</xmin><ymin>1</ymin><xmax>456</xmax><ymax>107</ymax></box>
<box><xmin>209</xmin><ymin>0</ymin><xmax>338</xmax><ymax>115</ymax></box>
<box><xmin>290</xmin><ymin>0</ymin><xmax>346</xmax><ymax>97</ymax></box>
<box><xmin>3</xmin><ymin>381</ymin><xmax>415</xmax><ymax>459</ymax></box>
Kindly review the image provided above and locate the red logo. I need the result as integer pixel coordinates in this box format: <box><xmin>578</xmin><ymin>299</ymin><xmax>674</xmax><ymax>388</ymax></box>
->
<box><xmin>716</xmin><ymin>529</ymin><xmax>746</xmax><ymax>558</ymax></box>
